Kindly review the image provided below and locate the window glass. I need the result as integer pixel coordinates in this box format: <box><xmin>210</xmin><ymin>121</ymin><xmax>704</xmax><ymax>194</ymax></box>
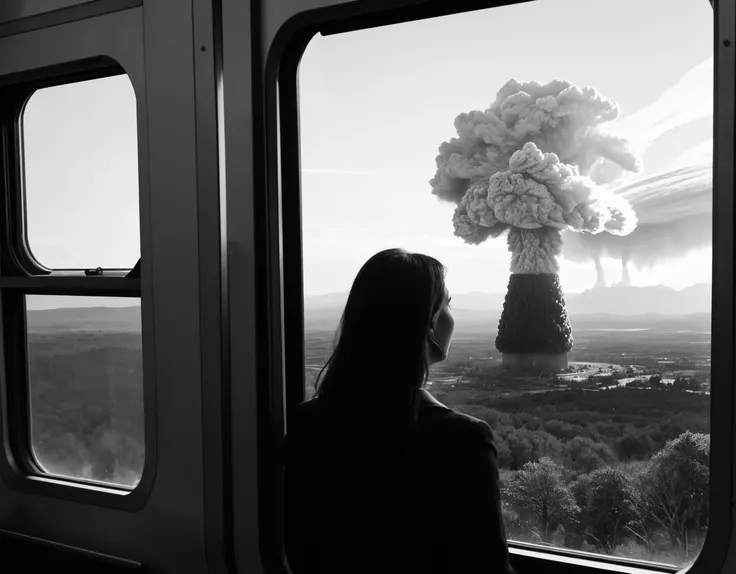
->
<box><xmin>26</xmin><ymin>295</ymin><xmax>144</xmax><ymax>488</ymax></box>
<box><xmin>299</xmin><ymin>0</ymin><xmax>712</xmax><ymax>566</ymax></box>
<box><xmin>22</xmin><ymin>74</ymin><xmax>140</xmax><ymax>269</ymax></box>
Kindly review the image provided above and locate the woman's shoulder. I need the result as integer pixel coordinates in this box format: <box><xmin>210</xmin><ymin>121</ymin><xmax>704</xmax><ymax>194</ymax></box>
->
<box><xmin>434</xmin><ymin>407</ymin><xmax>494</xmax><ymax>441</ymax></box>
<box><xmin>294</xmin><ymin>396</ymin><xmax>321</xmax><ymax>414</ymax></box>
<box><xmin>291</xmin><ymin>396</ymin><xmax>331</xmax><ymax>427</ymax></box>
<box><xmin>418</xmin><ymin>390</ymin><xmax>495</xmax><ymax>445</ymax></box>
<box><xmin>292</xmin><ymin>391</ymin><xmax>495</xmax><ymax>443</ymax></box>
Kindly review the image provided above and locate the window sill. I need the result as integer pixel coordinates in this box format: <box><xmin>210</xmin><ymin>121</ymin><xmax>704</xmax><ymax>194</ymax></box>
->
<box><xmin>509</xmin><ymin>543</ymin><xmax>679</xmax><ymax>574</ymax></box>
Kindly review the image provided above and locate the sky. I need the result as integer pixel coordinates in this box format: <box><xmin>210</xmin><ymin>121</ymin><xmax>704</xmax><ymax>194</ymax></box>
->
<box><xmin>20</xmin><ymin>0</ymin><xmax>714</xmax><ymax>308</ymax></box>
<box><xmin>23</xmin><ymin>75</ymin><xmax>139</xmax><ymax>310</ymax></box>
<box><xmin>298</xmin><ymin>0</ymin><xmax>714</xmax><ymax>295</ymax></box>
<box><xmin>23</xmin><ymin>74</ymin><xmax>139</xmax><ymax>270</ymax></box>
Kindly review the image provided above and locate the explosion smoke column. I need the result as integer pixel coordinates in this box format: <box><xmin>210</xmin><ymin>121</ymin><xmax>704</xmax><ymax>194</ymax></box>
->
<box><xmin>431</xmin><ymin>78</ymin><xmax>641</xmax><ymax>371</ymax></box>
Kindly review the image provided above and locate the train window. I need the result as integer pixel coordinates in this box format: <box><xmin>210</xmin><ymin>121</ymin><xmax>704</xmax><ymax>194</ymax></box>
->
<box><xmin>22</xmin><ymin>75</ymin><xmax>139</xmax><ymax>270</ymax></box>
<box><xmin>298</xmin><ymin>0</ymin><xmax>712</xmax><ymax>568</ymax></box>
<box><xmin>0</xmin><ymin>65</ymin><xmax>146</xmax><ymax>498</ymax></box>
<box><xmin>25</xmin><ymin>295</ymin><xmax>143</xmax><ymax>488</ymax></box>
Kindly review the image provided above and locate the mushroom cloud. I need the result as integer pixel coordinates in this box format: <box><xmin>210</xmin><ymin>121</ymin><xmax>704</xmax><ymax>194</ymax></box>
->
<box><xmin>430</xmin><ymin>78</ymin><xmax>642</xmax><ymax>206</ymax></box>
<box><xmin>431</xmin><ymin>78</ymin><xmax>642</xmax><ymax>271</ymax></box>
<box><xmin>451</xmin><ymin>142</ymin><xmax>638</xmax><ymax>274</ymax></box>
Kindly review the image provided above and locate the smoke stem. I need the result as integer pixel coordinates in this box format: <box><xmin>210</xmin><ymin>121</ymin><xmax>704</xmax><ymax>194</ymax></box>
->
<box><xmin>508</xmin><ymin>228</ymin><xmax>563</xmax><ymax>274</ymax></box>
<box><xmin>595</xmin><ymin>256</ymin><xmax>606</xmax><ymax>287</ymax></box>
<box><xmin>620</xmin><ymin>256</ymin><xmax>632</xmax><ymax>286</ymax></box>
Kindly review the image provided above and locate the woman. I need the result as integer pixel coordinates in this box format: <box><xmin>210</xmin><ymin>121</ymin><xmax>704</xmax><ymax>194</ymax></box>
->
<box><xmin>285</xmin><ymin>248</ymin><xmax>515</xmax><ymax>574</ymax></box>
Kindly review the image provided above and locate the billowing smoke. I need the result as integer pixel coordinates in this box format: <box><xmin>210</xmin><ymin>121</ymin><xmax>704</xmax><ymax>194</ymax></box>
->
<box><xmin>508</xmin><ymin>227</ymin><xmax>562</xmax><ymax>274</ymax></box>
<box><xmin>430</xmin><ymin>78</ymin><xmax>642</xmax><ymax>206</ymax></box>
<box><xmin>452</xmin><ymin>142</ymin><xmax>638</xmax><ymax>274</ymax></box>
<box><xmin>561</xmin><ymin>162</ymin><xmax>712</xmax><ymax>285</ymax></box>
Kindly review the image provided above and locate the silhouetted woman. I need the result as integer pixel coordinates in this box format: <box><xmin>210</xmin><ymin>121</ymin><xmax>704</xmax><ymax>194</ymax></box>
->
<box><xmin>284</xmin><ymin>248</ymin><xmax>515</xmax><ymax>574</ymax></box>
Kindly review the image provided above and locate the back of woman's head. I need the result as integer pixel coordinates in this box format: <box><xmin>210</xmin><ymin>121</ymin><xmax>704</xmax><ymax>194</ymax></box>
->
<box><xmin>314</xmin><ymin>248</ymin><xmax>446</xmax><ymax>422</ymax></box>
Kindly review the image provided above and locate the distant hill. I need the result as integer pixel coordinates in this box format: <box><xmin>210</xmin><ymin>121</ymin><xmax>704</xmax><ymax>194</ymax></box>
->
<box><xmin>305</xmin><ymin>290</ymin><xmax>580</xmax><ymax>312</ymax></box>
<box><xmin>305</xmin><ymin>306</ymin><xmax>710</xmax><ymax>334</ymax></box>
<box><xmin>570</xmin><ymin>312</ymin><xmax>710</xmax><ymax>331</ymax></box>
<box><xmin>306</xmin><ymin>284</ymin><xmax>709</xmax><ymax>313</ymax></box>
<box><xmin>304</xmin><ymin>284</ymin><xmax>712</xmax><ymax>332</ymax></box>
<box><xmin>27</xmin><ymin>306</ymin><xmax>141</xmax><ymax>333</ymax></box>
<box><xmin>566</xmin><ymin>284</ymin><xmax>711</xmax><ymax>316</ymax></box>
<box><xmin>24</xmin><ymin>283</ymin><xmax>712</xmax><ymax>334</ymax></box>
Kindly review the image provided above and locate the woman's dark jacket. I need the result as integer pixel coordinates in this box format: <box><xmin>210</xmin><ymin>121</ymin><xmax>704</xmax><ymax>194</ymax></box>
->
<box><xmin>284</xmin><ymin>388</ymin><xmax>515</xmax><ymax>574</ymax></box>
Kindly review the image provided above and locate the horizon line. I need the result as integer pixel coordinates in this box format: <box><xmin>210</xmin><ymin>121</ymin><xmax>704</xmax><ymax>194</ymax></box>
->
<box><xmin>304</xmin><ymin>282</ymin><xmax>713</xmax><ymax>298</ymax></box>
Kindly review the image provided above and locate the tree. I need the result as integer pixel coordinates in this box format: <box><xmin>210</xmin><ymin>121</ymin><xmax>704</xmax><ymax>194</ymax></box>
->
<box><xmin>648</xmin><ymin>375</ymin><xmax>662</xmax><ymax>387</ymax></box>
<box><xmin>615</xmin><ymin>429</ymin><xmax>656</xmax><ymax>462</ymax></box>
<box><xmin>634</xmin><ymin>431</ymin><xmax>710</xmax><ymax>560</ymax></box>
<box><xmin>495</xmin><ymin>440</ymin><xmax>513</xmax><ymax>469</ymax></box>
<box><xmin>503</xmin><ymin>457</ymin><xmax>579</xmax><ymax>543</ymax></box>
<box><xmin>688</xmin><ymin>378</ymin><xmax>703</xmax><ymax>392</ymax></box>
<box><xmin>505</xmin><ymin>430</ymin><xmax>534</xmax><ymax>469</ymax></box>
<box><xmin>563</xmin><ymin>436</ymin><xmax>616</xmax><ymax>474</ymax></box>
<box><xmin>567</xmin><ymin>473</ymin><xmax>592</xmax><ymax>549</ymax></box>
<box><xmin>578</xmin><ymin>467</ymin><xmax>640</xmax><ymax>554</ymax></box>
<box><xmin>672</xmin><ymin>376</ymin><xmax>689</xmax><ymax>392</ymax></box>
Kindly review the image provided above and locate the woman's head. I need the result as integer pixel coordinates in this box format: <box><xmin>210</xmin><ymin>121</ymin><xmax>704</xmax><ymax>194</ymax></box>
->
<box><xmin>315</xmin><ymin>249</ymin><xmax>454</xmax><ymax>411</ymax></box>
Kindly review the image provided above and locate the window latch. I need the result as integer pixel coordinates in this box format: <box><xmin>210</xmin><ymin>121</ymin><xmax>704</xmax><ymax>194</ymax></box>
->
<box><xmin>84</xmin><ymin>267</ymin><xmax>103</xmax><ymax>276</ymax></box>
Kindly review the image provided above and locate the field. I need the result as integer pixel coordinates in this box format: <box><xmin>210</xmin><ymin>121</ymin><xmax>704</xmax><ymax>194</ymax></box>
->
<box><xmin>306</xmin><ymin>314</ymin><xmax>711</xmax><ymax>398</ymax></box>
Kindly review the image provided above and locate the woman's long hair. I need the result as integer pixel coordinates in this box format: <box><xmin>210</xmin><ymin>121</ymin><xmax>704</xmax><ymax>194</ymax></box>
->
<box><xmin>313</xmin><ymin>248</ymin><xmax>447</xmax><ymax>428</ymax></box>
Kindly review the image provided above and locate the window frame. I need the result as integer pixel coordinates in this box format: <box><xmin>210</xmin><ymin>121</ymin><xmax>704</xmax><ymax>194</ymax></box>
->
<box><xmin>4</xmin><ymin>59</ymin><xmax>134</xmax><ymax>276</ymax></box>
<box><xmin>260</xmin><ymin>0</ymin><xmax>734</xmax><ymax>572</ymax></box>
<box><xmin>0</xmin><ymin>56</ymin><xmax>155</xmax><ymax>510</ymax></box>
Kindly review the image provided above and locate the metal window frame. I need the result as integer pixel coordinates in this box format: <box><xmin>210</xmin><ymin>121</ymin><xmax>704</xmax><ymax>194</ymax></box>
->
<box><xmin>259</xmin><ymin>0</ymin><xmax>734</xmax><ymax>573</ymax></box>
<box><xmin>0</xmin><ymin>26</ymin><xmax>155</xmax><ymax>510</ymax></box>
<box><xmin>0</xmin><ymin>0</ymin><xmax>143</xmax><ymax>39</ymax></box>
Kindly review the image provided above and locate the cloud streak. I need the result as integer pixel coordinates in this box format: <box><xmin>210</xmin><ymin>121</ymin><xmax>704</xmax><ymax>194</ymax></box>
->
<box><xmin>669</xmin><ymin>138</ymin><xmax>713</xmax><ymax>170</ymax></box>
<box><xmin>611</xmin><ymin>57</ymin><xmax>713</xmax><ymax>156</ymax></box>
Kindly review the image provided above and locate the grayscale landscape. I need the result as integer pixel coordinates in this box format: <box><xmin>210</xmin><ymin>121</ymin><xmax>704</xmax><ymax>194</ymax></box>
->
<box><xmin>26</xmin><ymin>283</ymin><xmax>711</xmax><ymax>565</ymax></box>
<box><xmin>304</xmin><ymin>284</ymin><xmax>711</xmax><ymax>565</ymax></box>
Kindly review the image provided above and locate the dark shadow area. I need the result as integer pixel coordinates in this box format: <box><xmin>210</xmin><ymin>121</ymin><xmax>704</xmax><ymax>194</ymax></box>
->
<box><xmin>0</xmin><ymin>529</ymin><xmax>143</xmax><ymax>572</ymax></box>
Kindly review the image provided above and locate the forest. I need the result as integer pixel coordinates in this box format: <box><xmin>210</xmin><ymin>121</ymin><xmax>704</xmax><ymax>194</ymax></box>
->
<box><xmin>305</xmin><ymin>371</ymin><xmax>709</xmax><ymax>565</ymax></box>
<box><xmin>443</xmin><ymin>389</ymin><xmax>709</xmax><ymax>565</ymax></box>
<box><xmin>26</xmin><ymin>327</ymin><xmax>144</xmax><ymax>488</ymax></box>
<box><xmin>23</xmin><ymin>304</ymin><xmax>711</xmax><ymax>566</ymax></box>
<box><xmin>498</xmin><ymin>432</ymin><xmax>708</xmax><ymax>565</ymax></box>
<box><xmin>440</xmin><ymin>388</ymin><xmax>709</xmax><ymax>471</ymax></box>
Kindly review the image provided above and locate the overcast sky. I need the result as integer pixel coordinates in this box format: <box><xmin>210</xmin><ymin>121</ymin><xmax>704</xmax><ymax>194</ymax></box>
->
<box><xmin>22</xmin><ymin>0</ymin><xmax>713</xmax><ymax>310</ymax></box>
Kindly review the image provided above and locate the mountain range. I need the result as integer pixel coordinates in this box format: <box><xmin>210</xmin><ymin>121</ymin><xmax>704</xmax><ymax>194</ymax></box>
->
<box><xmin>306</xmin><ymin>284</ymin><xmax>710</xmax><ymax>314</ymax></box>
<box><xmin>27</xmin><ymin>306</ymin><xmax>142</xmax><ymax>332</ymax></box>
<box><xmin>22</xmin><ymin>284</ymin><xmax>711</xmax><ymax>333</ymax></box>
<box><xmin>304</xmin><ymin>284</ymin><xmax>712</xmax><ymax>331</ymax></box>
